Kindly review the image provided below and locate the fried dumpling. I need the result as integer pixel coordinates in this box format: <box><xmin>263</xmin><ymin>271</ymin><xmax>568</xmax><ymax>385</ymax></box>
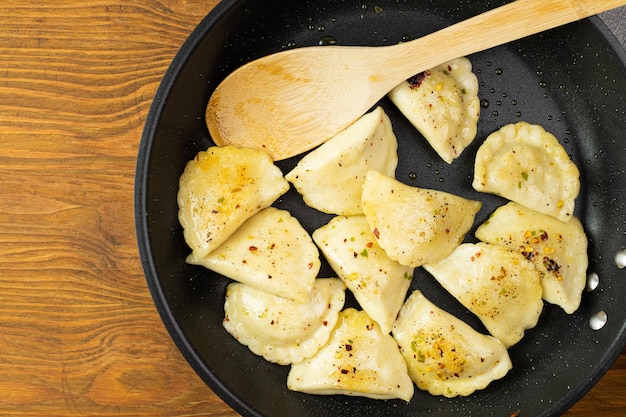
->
<box><xmin>473</xmin><ymin>122</ymin><xmax>580</xmax><ymax>222</ymax></box>
<box><xmin>475</xmin><ymin>202</ymin><xmax>588</xmax><ymax>314</ymax></box>
<box><xmin>392</xmin><ymin>291</ymin><xmax>512</xmax><ymax>397</ymax></box>
<box><xmin>388</xmin><ymin>57</ymin><xmax>480</xmax><ymax>164</ymax></box>
<box><xmin>285</xmin><ymin>106</ymin><xmax>398</xmax><ymax>215</ymax></box>
<box><xmin>188</xmin><ymin>207</ymin><xmax>320</xmax><ymax>302</ymax></box>
<box><xmin>288</xmin><ymin>308</ymin><xmax>414</xmax><ymax>402</ymax></box>
<box><xmin>223</xmin><ymin>279</ymin><xmax>346</xmax><ymax>365</ymax></box>
<box><xmin>312</xmin><ymin>215</ymin><xmax>414</xmax><ymax>334</ymax></box>
<box><xmin>424</xmin><ymin>242</ymin><xmax>543</xmax><ymax>347</ymax></box>
<box><xmin>361</xmin><ymin>170</ymin><xmax>481</xmax><ymax>267</ymax></box>
<box><xmin>178</xmin><ymin>145</ymin><xmax>289</xmax><ymax>259</ymax></box>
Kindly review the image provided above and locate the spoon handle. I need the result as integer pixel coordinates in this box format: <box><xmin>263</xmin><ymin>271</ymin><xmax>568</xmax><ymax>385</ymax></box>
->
<box><xmin>389</xmin><ymin>0</ymin><xmax>626</xmax><ymax>81</ymax></box>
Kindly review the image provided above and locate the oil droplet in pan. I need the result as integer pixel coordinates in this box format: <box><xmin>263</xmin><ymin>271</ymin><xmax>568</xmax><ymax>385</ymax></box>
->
<box><xmin>318</xmin><ymin>35</ymin><xmax>337</xmax><ymax>46</ymax></box>
<box><xmin>615</xmin><ymin>247</ymin><xmax>626</xmax><ymax>269</ymax></box>
<box><xmin>585</xmin><ymin>272</ymin><xmax>599</xmax><ymax>292</ymax></box>
<box><xmin>589</xmin><ymin>311</ymin><xmax>608</xmax><ymax>330</ymax></box>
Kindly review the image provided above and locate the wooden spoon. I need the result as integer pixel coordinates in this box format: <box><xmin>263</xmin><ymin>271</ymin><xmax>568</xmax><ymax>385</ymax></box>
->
<box><xmin>207</xmin><ymin>0</ymin><xmax>625</xmax><ymax>161</ymax></box>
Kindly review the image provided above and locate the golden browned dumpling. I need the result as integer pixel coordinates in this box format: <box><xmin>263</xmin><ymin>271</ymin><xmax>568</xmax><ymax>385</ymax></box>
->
<box><xmin>392</xmin><ymin>291</ymin><xmax>512</xmax><ymax>397</ymax></box>
<box><xmin>475</xmin><ymin>202</ymin><xmax>588</xmax><ymax>314</ymax></box>
<box><xmin>424</xmin><ymin>242</ymin><xmax>544</xmax><ymax>347</ymax></box>
<box><xmin>312</xmin><ymin>215</ymin><xmax>413</xmax><ymax>334</ymax></box>
<box><xmin>223</xmin><ymin>279</ymin><xmax>346</xmax><ymax>365</ymax></box>
<box><xmin>473</xmin><ymin>122</ymin><xmax>580</xmax><ymax>222</ymax></box>
<box><xmin>288</xmin><ymin>308</ymin><xmax>414</xmax><ymax>401</ymax></box>
<box><xmin>362</xmin><ymin>170</ymin><xmax>481</xmax><ymax>267</ymax></box>
<box><xmin>285</xmin><ymin>106</ymin><xmax>398</xmax><ymax>215</ymax></box>
<box><xmin>389</xmin><ymin>57</ymin><xmax>480</xmax><ymax>163</ymax></box>
<box><xmin>188</xmin><ymin>207</ymin><xmax>320</xmax><ymax>303</ymax></box>
<box><xmin>178</xmin><ymin>145</ymin><xmax>289</xmax><ymax>259</ymax></box>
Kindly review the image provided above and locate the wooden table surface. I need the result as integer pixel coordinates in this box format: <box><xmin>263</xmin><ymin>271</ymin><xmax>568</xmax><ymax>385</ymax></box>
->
<box><xmin>0</xmin><ymin>1</ymin><xmax>624</xmax><ymax>416</ymax></box>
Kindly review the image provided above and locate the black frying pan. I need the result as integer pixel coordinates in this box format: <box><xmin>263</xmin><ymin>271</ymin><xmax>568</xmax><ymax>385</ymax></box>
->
<box><xmin>135</xmin><ymin>1</ymin><xmax>626</xmax><ymax>416</ymax></box>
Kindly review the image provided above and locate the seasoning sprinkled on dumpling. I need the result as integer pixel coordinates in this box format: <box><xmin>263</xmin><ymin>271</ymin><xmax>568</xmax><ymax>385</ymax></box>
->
<box><xmin>392</xmin><ymin>290</ymin><xmax>512</xmax><ymax>397</ymax></box>
<box><xmin>223</xmin><ymin>278</ymin><xmax>346</xmax><ymax>365</ymax></box>
<box><xmin>288</xmin><ymin>308</ymin><xmax>414</xmax><ymax>402</ymax></box>
<box><xmin>389</xmin><ymin>57</ymin><xmax>480</xmax><ymax>164</ymax></box>
<box><xmin>178</xmin><ymin>145</ymin><xmax>289</xmax><ymax>259</ymax></box>
<box><xmin>362</xmin><ymin>170</ymin><xmax>481</xmax><ymax>267</ymax></box>
<box><xmin>473</xmin><ymin>122</ymin><xmax>580</xmax><ymax>222</ymax></box>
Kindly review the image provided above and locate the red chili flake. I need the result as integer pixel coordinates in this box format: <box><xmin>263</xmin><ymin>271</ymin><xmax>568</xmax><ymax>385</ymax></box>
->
<box><xmin>323</xmin><ymin>321</ymin><xmax>328</xmax><ymax>326</ymax></box>
<box><xmin>249</xmin><ymin>246</ymin><xmax>258</xmax><ymax>252</ymax></box>
<box><xmin>543</xmin><ymin>257</ymin><xmax>561</xmax><ymax>273</ymax></box>
<box><xmin>366</xmin><ymin>241</ymin><xmax>374</xmax><ymax>248</ymax></box>
<box><xmin>407</xmin><ymin>70</ymin><xmax>430</xmax><ymax>89</ymax></box>
<box><xmin>510</xmin><ymin>411</ymin><xmax>521</xmax><ymax>417</ymax></box>
<box><xmin>520</xmin><ymin>246</ymin><xmax>534</xmax><ymax>260</ymax></box>
<box><xmin>308</xmin><ymin>262</ymin><xmax>314</xmax><ymax>269</ymax></box>
<box><xmin>373</xmin><ymin>228</ymin><xmax>380</xmax><ymax>239</ymax></box>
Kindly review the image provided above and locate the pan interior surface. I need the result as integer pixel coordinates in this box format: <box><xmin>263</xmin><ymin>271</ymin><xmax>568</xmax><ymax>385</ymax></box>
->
<box><xmin>135</xmin><ymin>1</ymin><xmax>626</xmax><ymax>416</ymax></box>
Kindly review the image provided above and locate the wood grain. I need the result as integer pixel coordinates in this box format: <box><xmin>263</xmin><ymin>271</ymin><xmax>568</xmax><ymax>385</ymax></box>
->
<box><xmin>0</xmin><ymin>1</ymin><xmax>623</xmax><ymax>416</ymax></box>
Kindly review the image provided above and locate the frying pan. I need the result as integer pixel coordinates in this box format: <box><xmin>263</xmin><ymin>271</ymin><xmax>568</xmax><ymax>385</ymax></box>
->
<box><xmin>134</xmin><ymin>1</ymin><xmax>626</xmax><ymax>416</ymax></box>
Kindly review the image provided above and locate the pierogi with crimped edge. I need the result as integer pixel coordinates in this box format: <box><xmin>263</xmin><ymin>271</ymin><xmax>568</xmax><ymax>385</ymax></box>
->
<box><xmin>223</xmin><ymin>279</ymin><xmax>346</xmax><ymax>365</ymax></box>
<box><xmin>424</xmin><ymin>242</ymin><xmax>544</xmax><ymax>347</ymax></box>
<box><xmin>312</xmin><ymin>215</ymin><xmax>414</xmax><ymax>334</ymax></box>
<box><xmin>178</xmin><ymin>145</ymin><xmax>289</xmax><ymax>259</ymax></box>
<box><xmin>188</xmin><ymin>207</ymin><xmax>320</xmax><ymax>303</ymax></box>
<box><xmin>361</xmin><ymin>170</ymin><xmax>481</xmax><ymax>267</ymax></box>
<box><xmin>475</xmin><ymin>202</ymin><xmax>588</xmax><ymax>314</ymax></box>
<box><xmin>388</xmin><ymin>57</ymin><xmax>480</xmax><ymax>164</ymax></box>
<box><xmin>392</xmin><ymin>290</ymin><xmax>512</xmax><ymax>398</ymax></box>
<box><xmin>287</xmin><ymin>308</ymin><xmax>414</xmax><ymax>402</ymax></box>
<box><xmin>472</xmin><ymin>122</ymin><xmax>580</xmax><ymax>222</ymax></box>
<box><xmin>285</xmin><ymin>106</ymin><xmax>398</xmax><ymax>215</ymax></box>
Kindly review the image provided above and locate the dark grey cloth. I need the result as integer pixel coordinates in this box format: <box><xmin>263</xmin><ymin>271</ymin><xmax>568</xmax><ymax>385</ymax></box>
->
<box><xmin>600</xmin><ymin>6</ymin><xmax>625</xmax><ymax>50</ymax></box>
